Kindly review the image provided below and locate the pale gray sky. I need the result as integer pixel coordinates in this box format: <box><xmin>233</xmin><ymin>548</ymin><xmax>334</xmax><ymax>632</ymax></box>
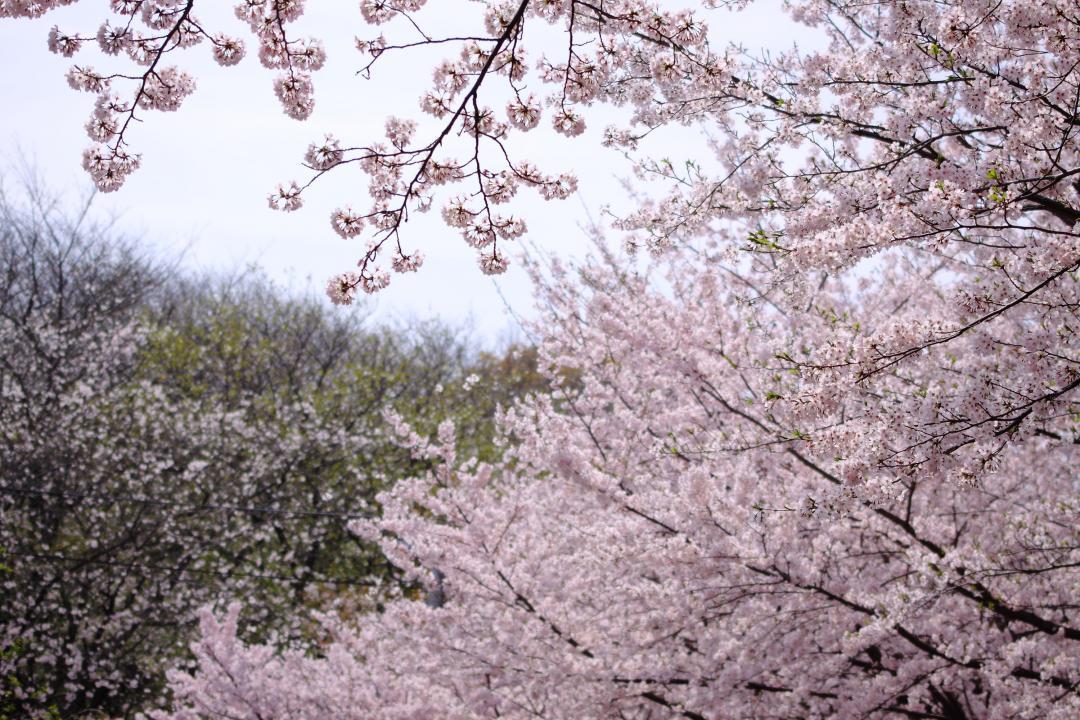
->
<box><xmin>0</xmin><ymin>2</ymin><xmax>817</xmax><ymax>339</ymax></box>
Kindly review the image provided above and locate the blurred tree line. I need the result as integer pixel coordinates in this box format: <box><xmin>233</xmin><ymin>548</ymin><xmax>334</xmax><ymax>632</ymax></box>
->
<box><xmin>0</xmin><ymin>181</ymin><xmax>545</xmax><ymax>719</ymax></box>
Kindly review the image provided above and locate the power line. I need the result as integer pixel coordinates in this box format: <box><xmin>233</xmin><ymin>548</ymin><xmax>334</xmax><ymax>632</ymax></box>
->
<box><xmin>0</xmin><ymin>483</ymin><xmax>376</xmax><ymax>521</ymax></box>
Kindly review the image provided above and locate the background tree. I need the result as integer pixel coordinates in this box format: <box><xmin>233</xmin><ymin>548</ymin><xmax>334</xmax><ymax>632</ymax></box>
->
<box><xmin>0</xmin><ymin>180</ymin><xmax>544</xmax><ymax>720</ymax></box>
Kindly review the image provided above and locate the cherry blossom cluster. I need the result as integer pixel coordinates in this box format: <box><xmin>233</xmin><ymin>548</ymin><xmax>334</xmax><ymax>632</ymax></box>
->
<box><xmin>314</xmin><ymin>0</ymin><xmax>721</xmax><ymax>295</ymax></box>
<box><xmin>158</xmin><ymin>234</ymin><xmax>1078</xmax><ymax>718</ymax></box>
<box><xmin>4</xmin><ymin>0</ymin><xmax>327</xmax><ymax>193</ymax></box>
<box><xmin>2</xmin><ymin>0</ymin><xmax>727</xmax><ymax>298</ymax></box>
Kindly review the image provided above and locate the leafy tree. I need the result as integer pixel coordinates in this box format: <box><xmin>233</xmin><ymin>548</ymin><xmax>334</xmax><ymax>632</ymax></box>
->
<box><xmin>0</xmin><ymin>184</ymin><xmax>540</xmax><ymax>719</ymax></box>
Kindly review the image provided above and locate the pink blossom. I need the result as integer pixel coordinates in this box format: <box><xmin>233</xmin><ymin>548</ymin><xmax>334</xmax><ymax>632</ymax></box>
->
<box><xmin>330</xmin><ymin>207</ymin><xmax>365</xmax><ymax>238</ymax></box>
<box><xmin>267</xmin><ymin>181</ymin><xmax>303</xmax><ymax>212</ymax></box>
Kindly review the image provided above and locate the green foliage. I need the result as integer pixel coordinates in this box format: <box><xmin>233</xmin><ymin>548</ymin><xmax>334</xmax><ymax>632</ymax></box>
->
<box><xmin>131</xmin><ymin>273</ymin><xmax>545</xmax><ymax>634</ymax></box>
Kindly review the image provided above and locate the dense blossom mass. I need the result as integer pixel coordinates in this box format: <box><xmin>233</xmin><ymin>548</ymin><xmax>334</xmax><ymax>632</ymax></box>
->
<box><xmin>160</xmin><ymin>245</ymin><xmax>1078</xmax><ymax>719</ymax></box>
<box><xmin>2</xmin><ymin>0</ymin><xmax>1079</xmax><ymax>718</ymax></box>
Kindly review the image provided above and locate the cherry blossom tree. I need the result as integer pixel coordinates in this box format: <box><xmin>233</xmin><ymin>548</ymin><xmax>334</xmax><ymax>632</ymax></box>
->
<box><xmin>158</xmin><ymin>242</ymin><xmax>1079</xmax><ymax>718</ymax></box>
<box><xmin>3</xmin><ymin>0</ymin><xmax>1078</xmax><ymax>717</ymax></box>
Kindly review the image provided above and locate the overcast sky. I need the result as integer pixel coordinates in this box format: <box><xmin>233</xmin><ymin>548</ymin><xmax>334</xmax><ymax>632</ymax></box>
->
<box><xmin>0</xmin><ymin>2</ymin><xmax>818</xmax><ymax>341</ymax></box>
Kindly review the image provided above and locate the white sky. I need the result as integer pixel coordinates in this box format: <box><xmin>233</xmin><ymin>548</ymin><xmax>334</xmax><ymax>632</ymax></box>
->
<box><xmin>0</xmin><ymin>2</ymin><xmax>818</xmax><ymax>341</ymax></box>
